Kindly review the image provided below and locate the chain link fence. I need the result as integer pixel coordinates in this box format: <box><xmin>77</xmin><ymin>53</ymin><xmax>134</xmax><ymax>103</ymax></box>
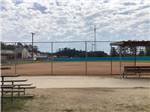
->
<box><xmin>1</xmin><ymin>41</ymin><xmax>149</xmax><ymax>76</ymax></box>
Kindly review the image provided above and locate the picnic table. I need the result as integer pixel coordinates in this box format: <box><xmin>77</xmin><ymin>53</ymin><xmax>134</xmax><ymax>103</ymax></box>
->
<box><xmin>123</xmin><ymin>66</ymin><xmax>150</xmax><ymax>78</ymax></box>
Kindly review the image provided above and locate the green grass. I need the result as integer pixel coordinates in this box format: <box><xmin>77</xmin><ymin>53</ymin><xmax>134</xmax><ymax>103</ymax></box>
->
<box><xmin>3</xmin><ymin>98</ymin><xmax>28</xmax><ymax>112</ymax></box>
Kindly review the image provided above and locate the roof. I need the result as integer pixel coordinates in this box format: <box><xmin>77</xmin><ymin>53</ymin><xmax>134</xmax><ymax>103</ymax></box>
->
<box><xmin>15</xmin><ymin>47</ymin><xmax>29</xmax><ymax>53</ymax></box>
<box><xmin>15</xmin><ymin>47</ymin><xmax>24</xmax><ymax>53</ymax></box>
<box><xmin>1</xmin><ymin>50</ymin><xmax>14</xmax><ymax>54</ymax></box>
<box><xmin>110</xmin><ymin>41</ymin><xmax>150</xmax><ymax>47</ymax></box>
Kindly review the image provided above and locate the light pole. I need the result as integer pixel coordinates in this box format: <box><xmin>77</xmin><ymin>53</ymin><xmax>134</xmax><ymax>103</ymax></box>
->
<box><xmin>94</xmin><ymin>25</ymin><xmax>96</xmax><ymax>51</ymax></box>
<box><xmin>31</xmin><ymin>32</ymin><xmax>35</xmax><ymax>60</ymax></box>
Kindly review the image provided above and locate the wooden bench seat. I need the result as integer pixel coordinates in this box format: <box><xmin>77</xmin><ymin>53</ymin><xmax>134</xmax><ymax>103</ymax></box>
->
<box><xmin>2</xmin><ymin>89</ymin><xmax>24</xmax><ymax>92</ymax></box>
<box><xmin>1</xmin><ymin>74</ymin><xmax>20</xmax><ymax>77</ymax></box>
<box><xmin>123</xmin><ymin>66</ymin><xmax>150</xmax><ymax>78</ymax></box>
<box><xmin>1</xmin><ymin>79</ymin><xmax>28</xmax><ymax>82</ymax></box>
<box><xmin>2</xmin><ymin>84</ymin><xmax>32</xmax><ymax>87</ymax></box>
<box><xmin>1</xmin><ymin>66</ymin><xmax>11</xmax><ymax>70</ymax></box>
<box><xmin>3</xmin><ymin>95</ymin><xmax>34</xmax><ymax>98</ymax></box>
<box><xmin>1</xmin><ymin>74</ymin><xmax>36</xmax><ymax>100</ymax></box>
<box><xmin>1</xmin><ymin>85</ymin><xmax>36</xmax><ymax>90</ymax></box>
<box><xmin>14</xmin><ymin>86</ymin><xmax>36</xmax><ymax>89</ymax></box>
<box><xmin>2</xmin><ymin>86</ymin><xmax>36</xmax><ymax>96</ymax></box>
<box><xmin>1</xmin><ymin>85</ymin><xmax>14</xmax><ymax>88</ymax></box>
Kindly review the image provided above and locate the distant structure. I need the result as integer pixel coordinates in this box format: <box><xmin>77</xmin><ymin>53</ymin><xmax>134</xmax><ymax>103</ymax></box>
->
<box><xmin>110</xmin><ymin>40</ymin><xmax>150</xmax><ymax>75</ymax></box>
<box><xmin>15</xmin><ymin>48</ymin><xmax>31</xmax><ymax>59</ymax></box>
<box><xmin>1</xmin><ymin>50</ymin><xmax>14</xmax><ymax>62</ymax></box>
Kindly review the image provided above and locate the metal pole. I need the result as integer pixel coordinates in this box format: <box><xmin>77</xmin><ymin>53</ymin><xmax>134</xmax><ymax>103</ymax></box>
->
<box><xmin>51</xmin><ymin>42</ymin><xmax>53</xmax><ymax>75</ymax></box>
<box><xmin>134</xmin><ymin>46</ymin><xmax>137</xmax><ymax>67</ymax></box>
<box><xmin>31</xmin><ymin>32</ymin><xmax>35</xmax><ymax>61</ymax></box>
<box><xmin>14</xmin><ymin>42</ymin><xmax>17</xmax><ymax>75</ymax></box>
<box><xmin>110</xmin><ymin>45</ymin><xmax>113</xmax><ymax>75</ymax></box>
<box><xmin>119</xmin><ymin>46</ymin><xmax>122</xmax><ymax>78</ymax></box>
<box><xmin>94</xmin><ymin>25</ymin><xmax>96</xmax><ymax>51</ymax></box>
<box><xmin>1</xmin><ymin>76</ymin><xmax>4</xmax><ymax>112</ymax></box>
<box><xmin>85</xmin><ymin>41</ymin><xmax>88</xmax><ymax>76</ymax></box>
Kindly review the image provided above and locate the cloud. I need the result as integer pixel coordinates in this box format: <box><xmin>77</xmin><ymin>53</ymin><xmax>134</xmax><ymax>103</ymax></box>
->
<box><xmin>32</xmin><ymin>2</ymin><xmax>47</xmax><ymax>13</ymax></box>
<box><xmin>12</xmin><ymin>0</ymin><xmax>23</xmax><ymax>5</ymax></box>
<box><xmin>0</xmin><ymin>0</ymin><xmax>150</xmax><ymax>43</ymax></box>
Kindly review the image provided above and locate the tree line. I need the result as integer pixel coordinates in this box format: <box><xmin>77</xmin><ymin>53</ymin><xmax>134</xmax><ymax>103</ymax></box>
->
<box><xmin>1</xmin><ymin>42</ymin><xmax>150</xmax><ymax>57</ymax></box>
<box><xmin>55</xmin><ymin>48</ymin><xmax>108</xmax><ymax>57</ymax></box>
<box><xmin>1</xmin><ymin>42</ymin><xmax>39</xmax><ymax>53</ymax></box>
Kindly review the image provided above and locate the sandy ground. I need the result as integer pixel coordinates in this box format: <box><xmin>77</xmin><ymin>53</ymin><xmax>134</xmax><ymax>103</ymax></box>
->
<box><xmin>4</xmin><ymin>88</ymin><xmax>150</xmax><ymax>112</ymax></box>
<box><xmin>2</xmin><ymin>61</ymin><xmax>150</xmax><ymax>112</ymax></box>
<box><xmin>6</xmin><ymin>76</ymin><xmax>150</xmax><ymax>88</ymax></box>
<box><xmin>2</xmin><ymin>62</ymin><xmax>150</xmax><ymax>76</ymax></box>
<box><xmin>3</xmin><ymin>76</ymin><xmax>150</xmax><ymax>112</ymax></box>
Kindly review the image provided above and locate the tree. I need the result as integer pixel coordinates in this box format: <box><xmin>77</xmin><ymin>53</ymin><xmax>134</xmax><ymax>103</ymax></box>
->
<box><xmin>111</xmin><ymin>47</ymin><xmax>118</xmax><ymax>57</ymax></box>
<box><xmin>1</xmin><ymin>42</ymin><xmax>6</xmax><ymax>49</ymax></box>
<box><xmin>56</xmin><ymin>47</ymin><xmax>108</xmax><ymax>57</ymax></box>
<box><xmin>33</xmin><ymin>46</ymin><xmax>38</xmax><ymax>52</ymax></box>
<box><xmin>1</xmin><ymin>42</ymin><xmax>15</xmax><ymax>50</ymax></box>
<box><xmin>17</xmin><ymin>42</ymin><xmax>23</xmax><ymax>47</ymax></box>
<box><xmin>145</xmin><ymin>46</ymin><xmax>150</xmax><ymax>56</ymax></box>
<box><xmin>138</xmin><ymin>51</ymin><xmax>145</xmax><ymax>56</ymax></box>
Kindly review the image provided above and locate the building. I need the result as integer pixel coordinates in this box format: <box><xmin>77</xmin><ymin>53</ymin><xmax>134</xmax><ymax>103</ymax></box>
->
<box><xmin>1</xmin><ymin>50</ymin><xmax>15</xmax><ymax>63</ymax></box>
<box><xmin>16</xmin><ymin>48</ymin><xmax>31</xmax><ymax>59</ymax></box>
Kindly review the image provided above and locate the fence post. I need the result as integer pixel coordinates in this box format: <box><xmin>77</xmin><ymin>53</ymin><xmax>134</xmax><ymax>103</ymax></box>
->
<box><xmin>15</xmin><ymin>42</ymin><xmax>17</xmax><ymax>75</ymax></box>
<box><xmin>85</xmin><ymin>41</ymin><xmax>87</xmax><ymax>76</ymax></box>
<box><xmin>119</xmin><ymin>46</ymin><xmax>122</xmax><ymax>77</ymax></box>
<box><xmin>110</xmin><ymin>45</ymin><xmax>113</xmax><ymax>76</ymax></box>
<box><xmin>51</xmin><ymin>42</ymin><xmax>53</xmax><ymax>75</ymax></box>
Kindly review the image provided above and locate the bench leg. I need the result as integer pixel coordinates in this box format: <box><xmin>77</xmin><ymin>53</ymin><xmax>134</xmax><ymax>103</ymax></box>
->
<box><xmin>11</xmin><ymin>82</ymin><xmax>14</xmax><ymax>102</ymax></box>
<box><xmin>11</xmin><ymin>88</ymin><xmax>13</xmax><ymax>102</ymax></box>
<box><xmin>138</xmin><ymin>73</ymin><xmax>141</xmax><ymax>78</ymax></box>
<box><xmin>23</xmin><ymin>88</ymin><xmax>25</xmax><ymax>95</ymax></box>
<box><xmin>124</xmin><ymin>73</ymin><xmax>127</xmax><ymax>78</ymax></box>
<box><xmin>126</xmin><ymin>74</ymin><xmax>127</xmax><ymax>78</ymax></box>
<box><xmin>122</xmin><ymin>72</ymin><xmax>127</xmax><ymax>79</ymax></box>
<box><xmin>1</xmin><ymin>88</ymin><xmax>4</xmax><ymax>112</ymax></box>
<box><xmin>17</xmin><ymin>86</ymin><xmax>21</xmax><ymax>96</ymax></box>
<box><xmin>122</xmin><ymin>73</ymin><xmax>125</xmax><ymax>79</ymax></box>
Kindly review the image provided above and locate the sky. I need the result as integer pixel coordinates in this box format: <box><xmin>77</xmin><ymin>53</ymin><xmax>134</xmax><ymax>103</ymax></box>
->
<box><xmin>0</xmin><ymin>0</ymin><xmax>150</xmax><ymax>52</ymax></box>
<box><xmin>0</xmin><ymin>0</ymin><xmax>150</xmax><ymax>42</ymax></box>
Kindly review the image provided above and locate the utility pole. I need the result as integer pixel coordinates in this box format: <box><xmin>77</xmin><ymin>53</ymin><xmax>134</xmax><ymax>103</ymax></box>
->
<box><xmin>31</xmin><ymin>32</ymin><xmax>35</xmax><ymax>60</ymax></box>
<box><xmin>94</xmin><ymin>25</ymin><xmax>96</xmax><ymax>51</ymax></box>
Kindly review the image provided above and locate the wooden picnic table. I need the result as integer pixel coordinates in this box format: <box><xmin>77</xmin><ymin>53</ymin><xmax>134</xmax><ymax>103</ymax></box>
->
<box><xmin>123</xmin><ymin>66</ymin><xmax>150</xmax><ymax>78</ymax></box>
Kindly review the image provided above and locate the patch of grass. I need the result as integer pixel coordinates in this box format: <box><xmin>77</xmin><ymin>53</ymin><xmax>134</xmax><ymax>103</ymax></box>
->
<box><xmin>3</xmin><ymin>98</ymin><xmax>27</xmax><ymax>112</ymax></box>
<box><xmin>63</xmin><ymin>109</ymin><xmax>74</xmax><ymax>112</ymax></box>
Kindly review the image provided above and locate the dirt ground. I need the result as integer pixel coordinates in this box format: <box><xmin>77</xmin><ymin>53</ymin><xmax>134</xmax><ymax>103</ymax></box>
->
<box><xmin>4</xmin><ymin>88</ymin><xmax>150</xmax><ymax>112</ymax></box>
<box><xmin>2</xmin><ymin>62</ymin><xmax>150</xmax><ymax>76</ymax></box>
<box><xmin>16</xmin><ymin>76</ymin><xmax>150</xmax><ymax>88</ymax></box>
